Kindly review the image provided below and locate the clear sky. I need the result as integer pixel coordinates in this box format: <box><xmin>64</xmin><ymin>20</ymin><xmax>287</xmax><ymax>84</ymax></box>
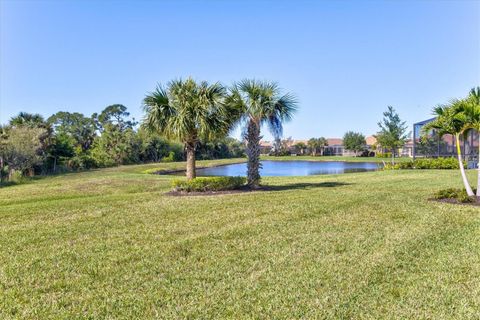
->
<box><xmin>1</xmin><ymin>0</ymin><xmax>479</xmax><ymax>140</ymax></box>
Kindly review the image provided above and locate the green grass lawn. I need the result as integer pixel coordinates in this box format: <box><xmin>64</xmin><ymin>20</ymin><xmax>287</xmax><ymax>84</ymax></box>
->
<box><xmin>1</xmin><ymin>160</ymin><xmax>479</xmax><ymax>319</ymax></box>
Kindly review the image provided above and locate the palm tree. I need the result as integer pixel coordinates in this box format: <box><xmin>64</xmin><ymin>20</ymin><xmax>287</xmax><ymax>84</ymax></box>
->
<box><xmin>423</xmin><ymin>100</ymin><xmax>474</xmax><ymax>196</ymax></box>
<box><xmin>307</xmin><ymin>137</ymin><xmax>328</xmax><ymax>156</ymax></box>
<box><xmin>294</xmin><ymin>142</ymin><xmax>307</xmax><ymax>155</ymax></box>
<box><xmin>143</xmin><ymin>78</ymin><xmax>232</xmax><ymax>180</ymax></box>
<box><xmin>462</xmin><ymin>87</ymin><xmax>480</xmax><ymax>196</ymax></box>
<box><xmin>227</xmin><ymin>80</ymin><xmax>297</xmax><ymax>188</ymax></box>
<box><xmin>9</xmin><ymin>112</ymin><xmax>46</xmax><ymax>128</ymax></box>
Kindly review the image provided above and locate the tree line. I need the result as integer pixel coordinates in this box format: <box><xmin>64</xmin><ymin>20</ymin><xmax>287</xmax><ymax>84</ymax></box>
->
<box><xmin>0</xmin><ymin>104</ymin><xmax>245</xmax><ymax>183</ymax></box>
<box><xmin>1</xmin><ymin>78</ymin><xmax>296</xmax><ymax>188</ymax></box>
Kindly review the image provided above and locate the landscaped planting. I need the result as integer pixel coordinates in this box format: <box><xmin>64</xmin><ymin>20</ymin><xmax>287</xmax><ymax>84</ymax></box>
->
<box><xmin>171</xmin><ymin>176</ymin><xmax>246</xmax><ymax>192</ymax></box>
<box><xmin>434</xmin><ymin>187</ymin><xmax>479</xmax><ymax>204</ymax></box>
<box><xmin>383</xmin><ymin>157</ymin><xmax>463</xmax><ymax>170</ymax></box>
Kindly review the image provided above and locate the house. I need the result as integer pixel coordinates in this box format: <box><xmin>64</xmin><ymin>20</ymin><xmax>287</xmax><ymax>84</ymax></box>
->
<box><xmin>412</xmin><ymin>118</ymin><xmax>479</xmax><ymax>163</ymax></box>
<box><xmin>324</xmin><ymin>136</ymin><xmax>377</xmax><ymax>156</ymax></box>
<box><xmin>260</xmin><ymin>135</ymin><xmax>379</xmax><ymax>156</ymax></box>
<box><xmin>323</xmin><ymin>138</ymin><xmax>344</xmax><ymax>156</ymax></box>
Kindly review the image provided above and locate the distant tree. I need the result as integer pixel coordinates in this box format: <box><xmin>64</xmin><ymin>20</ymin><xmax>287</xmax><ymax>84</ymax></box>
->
<box><xmin>9</xmin><ymin>112</ymin><xmax>47</xmax><ymax>128</ymax></box>
<box><xmin>227</xmin><ymin>80</ymin><xmax>297</xmax><ymax>187</ymax></box>
<box><xmin>143</xmin><ymin>78</ymin><xmax>233</xmax><ymax>180</ymax></box>
<box><xmin>294</xmin><ymin>142</ymin><xmax>307</xmax><ymax>155</ymax></box>
<box><xmin>307</xmin><ymin>137</ymin><xmax>327</xmax><ymax>156</ymax></box>
<box><xmin>223</xmin><ymin>137</ymin><xmax>246</xmax><ymax>158</ymax></box>
<box><xmin>48</xmin><ymin>111</ymin><xmax>97</xmax><ymax>152</ymax></box>
<box><xmin>9</xmin><ymin>112</ymin><xmax>52</xmax><ymax>173</ymax></box>
<box><xmin>271</xmin><ymin>137</ymin><xmax>283</xmax><ymax>156</ymax></box>
<box><xmin>47</xmin><ymin>132</ymin><xmax>76</xmax><ymax>172</ymax></box>
<box><xmin>137</xmin><ymin>128</ymin><xmax>174</xmax><ymax>163</ymax></box>
<box><xmin>318</xmin><ymin>137</ymin><xmax>328</xmax><ymax>156</ymax></box>
<box><xmin>94</xmin><ymin>104</ymin><xmax>136</xmax><ymax>132</ymax></box>
<box><xmin>91</xmin><ymin>105</ymin><xmax>138</xmax><ymax>166</ymax></box>
<box><xmin>342</xmin><ymin>131</ymin><xmax>366</xmax><ymax>156</ymax></box>
<box><xmin>1</xmin><ymin>127</ymin><xmax>47</xmax><ymax>179</ymax></box>
<box><xmin>196</xmin><ymin>137</ymin><xmax>245</xmax><ymax>160</ymax></box>
<box><xmin>91</xmin><ymin>126</ymin><xmax>137</xmax><ymax>166</ymax></box>
<box><xmin>375</xmin><ymin>106</ymin><xmax>409</xmax><ymax>163</ymax></box>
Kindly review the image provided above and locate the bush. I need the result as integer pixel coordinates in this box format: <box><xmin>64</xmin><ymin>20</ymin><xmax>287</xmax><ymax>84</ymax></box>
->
<box><xmin>172</xmin><ymin>176</ymin><xmax>246</xmax><ymax>192</ymax></box>
<box><xmin>384</xmin><ymin>157</ymin><xmax>463</xmax><ymax>170</ymax></box>
<box><xmin>68</xmin><ymin>154</ymin><xmax>98</xmax><ymax>170</ymax></box>
<box><xmin>161</xmin><ymin>151</ymin><xmax>176</xmax><ymax>163</ymax></box>
<box><xmin>376</xmin><ymin>152</ymin><xmax>392</xmax><ymax>158</ymax></box>
<box><xmin>434</xmin><ymin>188</ymin><xmax>477</xmax><ymax>203</ymax></box>
<box><xmin>359</xmin><ymin>150</ymin><xmax>375</xmax><ymax>157</ymax></box>
<box><xmin>414</xmin><ymin>157</ymin><xmax>460</xmax><ymax>169</ymax></box>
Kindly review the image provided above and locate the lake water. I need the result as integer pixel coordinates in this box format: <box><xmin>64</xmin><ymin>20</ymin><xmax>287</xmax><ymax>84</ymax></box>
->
<box><xmin>196</xmin><ymin>160</ymin><xmax>380</xmax><ymax>177</ymax></box>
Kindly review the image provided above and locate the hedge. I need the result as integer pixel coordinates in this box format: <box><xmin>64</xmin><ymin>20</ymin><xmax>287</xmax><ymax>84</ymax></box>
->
<box><xmin>384</xmin><ymin>157</ymin><xmax>463</xmax><ymax>170</ymax></box>
<box><xmin>172</xmin><ymin>176</ymin><xmax>246</xmax><ymax>192</ymax></box>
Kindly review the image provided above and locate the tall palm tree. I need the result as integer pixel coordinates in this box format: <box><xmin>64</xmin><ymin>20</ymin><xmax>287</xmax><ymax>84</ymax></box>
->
<box><xmin>143</xmin><ymin>78</ymin><xmax>232</xmax><ymax>180</ymax></box>
<box><xmin>227</xmin><ymin>80</ymin><xmax>297</xmax><ymax>188</ymax></box>
<box><xmin>423</xmin><ymin>100</ymin><xmax>474</xmax><ymax>196</ymax></box>
<box><xmin>462</xmin><ymin>87</ymin><xmax>480</xmax><ymax>196</ymax></box>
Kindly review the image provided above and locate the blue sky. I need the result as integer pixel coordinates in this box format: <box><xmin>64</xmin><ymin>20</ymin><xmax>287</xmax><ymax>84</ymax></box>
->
<box><xmin>1</xmin><ymin>0</ymin><xmax>479</xmax><ymax>140</ymax></box>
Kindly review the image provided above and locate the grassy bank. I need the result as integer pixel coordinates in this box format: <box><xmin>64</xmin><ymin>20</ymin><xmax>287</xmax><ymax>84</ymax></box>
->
<box><xmin>1</xmin><ymin>160</ymin><xmax>479</xmax><ymax>319</ymax></box>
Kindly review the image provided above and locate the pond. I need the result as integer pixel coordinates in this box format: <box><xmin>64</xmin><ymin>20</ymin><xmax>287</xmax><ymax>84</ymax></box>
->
<box><xmin>195</xmin><ymin>160</ymin><xmax>380</xmax><ymax>177</ymax></box>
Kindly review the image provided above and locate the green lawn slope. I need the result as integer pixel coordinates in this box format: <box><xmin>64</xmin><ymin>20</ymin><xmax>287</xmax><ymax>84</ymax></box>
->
<box><xmin>1</xmin><ymin>159</ymin><xmax>478</xmax><ymax>319</ymax></box>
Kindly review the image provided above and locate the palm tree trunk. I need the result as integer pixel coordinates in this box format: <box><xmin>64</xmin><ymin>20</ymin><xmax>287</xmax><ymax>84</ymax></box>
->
<box><xmin>456</xmin><ymin>134</ymin><xmax>474</xmax><ymax>196</ymax></box>
<box><xmin>246</xmin><ymin>119</ymin><xmax>261</xmax><ymax>188</ymax></box>
<box><xmin>185</xmin><ymin>142</ymin><xmax>196</xmax><ymax>180</ymax></box>
<box><xmin>8</xmin><ymin>168</ymin><xmax>14</xmax><ymax>181</ymax></box>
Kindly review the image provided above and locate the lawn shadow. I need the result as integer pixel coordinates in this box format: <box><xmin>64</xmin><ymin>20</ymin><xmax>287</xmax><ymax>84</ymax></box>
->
<box><xmin>260</xmin><ymin>181</ymin><xmax>352</xmax><ymax>192</ymax></box>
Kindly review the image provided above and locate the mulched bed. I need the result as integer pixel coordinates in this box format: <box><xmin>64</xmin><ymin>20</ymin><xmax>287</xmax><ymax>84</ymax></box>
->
<box><xmin>431</xmin><ymin>197</ymin><xmax>480</xmax><ymax>207</ymax></box>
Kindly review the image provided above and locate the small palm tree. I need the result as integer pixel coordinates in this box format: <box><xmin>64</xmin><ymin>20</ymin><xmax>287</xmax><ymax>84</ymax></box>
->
<box><xmin>227</xmin><ymin>80</ymin><xmax>297</xmax><ymax>188</ymax></box>
<box><xmin>143</xmin><ymin>78</ymin><xmax>232</xmax><ymax>180</ymax></box>
<box><xmin>307</xmin><ymin>137</ymin><xmax>328</xmax><ymax>156</ymax></box>
<box><xmin>423</xmin><ymin>99</ymin><xmax>474</xmax><ymax>196</ymax></box>
<box><xmin>462</xmin><ymin>87</ymin><xmax>480</xmax><ymax>196</ymax></box>
<box><xmin>294</xmin><ymin>142</ymin><xmax>307</xmax><ymax>155</ymax></box>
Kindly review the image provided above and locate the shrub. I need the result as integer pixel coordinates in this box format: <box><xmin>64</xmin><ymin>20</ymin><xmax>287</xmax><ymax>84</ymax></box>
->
<box><xmin>375</xmin><ymin>152</ymin><xmax>392</xmax><ymax>158</ymax></box>
<box><xmin>383</xmin><ymin>157</ymin><xmax>463</xmax><ymax>170</ymax></box>
<box><xmin>434</xmin><ymin>188</ymin><xmax>477</xmax><ymax>203</ymax></box>
<box><xmin>68</xmin><ymin>154</ymin><xmax>98</xmax><ymax>170</ymax></box>
<box><xmin>172</xmin><ymin>176</ymin><xmax>246</xmax><ymax>192</ymax></box>
<box><xmin>414</xmin><ymin>157</ymin><xmax>460</xmax><ymax>169</ymax></box>
<box><xmin>383</xmin><ymin>162</ymin><xmax>413</xmax><ymax>170</ymax></box>
<box><xmin>161</xmin><ymin>151</ymin><xmax>175</xmax><ymax>163</ymax></box>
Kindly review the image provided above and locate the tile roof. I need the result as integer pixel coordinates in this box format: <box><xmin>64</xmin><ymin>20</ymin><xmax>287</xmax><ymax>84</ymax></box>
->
<box><xmin>326</xmin><ymin>138</ymin><xmax>343</xmax><ymax>146</ymax></box>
